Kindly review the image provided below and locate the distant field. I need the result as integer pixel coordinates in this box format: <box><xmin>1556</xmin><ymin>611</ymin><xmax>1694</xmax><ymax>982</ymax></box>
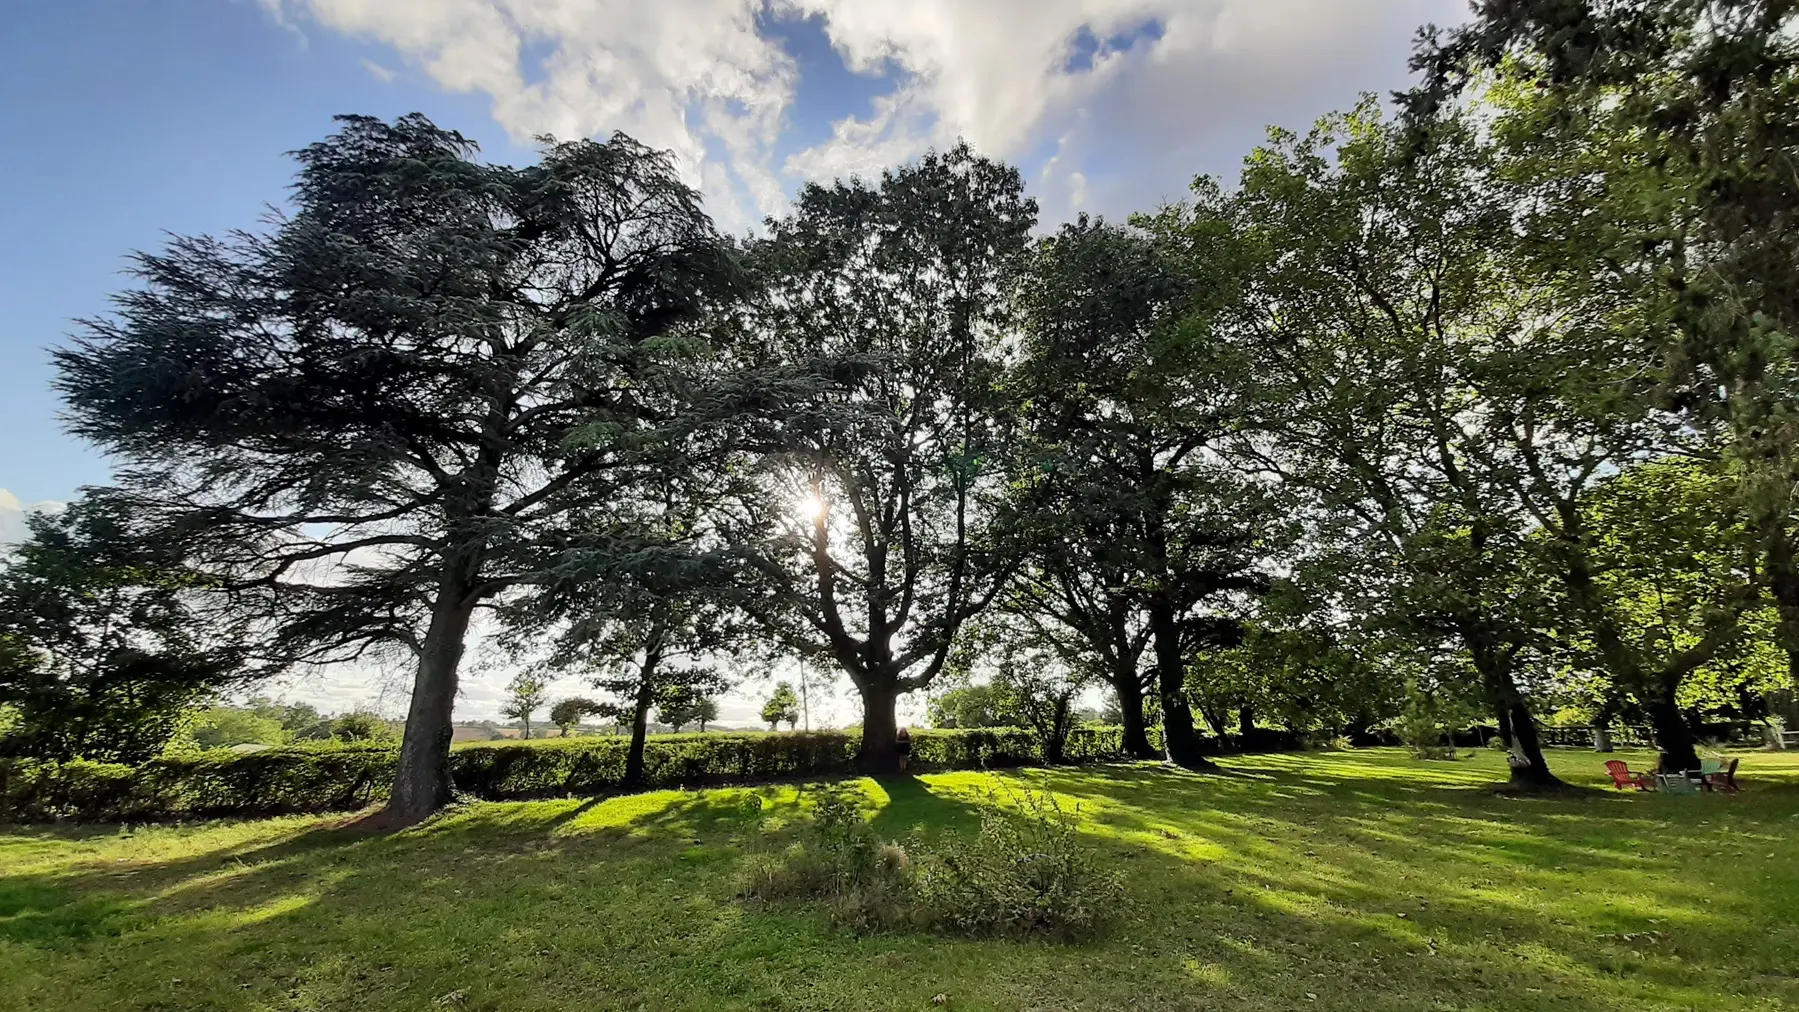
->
<box><xmin>3</xmin><ymin>748</ymin><xmax>1796</xmax><ymax>1012</ymax></box>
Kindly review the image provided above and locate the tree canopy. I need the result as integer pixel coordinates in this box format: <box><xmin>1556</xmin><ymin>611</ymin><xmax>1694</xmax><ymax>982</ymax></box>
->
<box><xmin>31</xmin><ymin>3</ymin><xmax>1799</xmax><ymax>805</ymax></box>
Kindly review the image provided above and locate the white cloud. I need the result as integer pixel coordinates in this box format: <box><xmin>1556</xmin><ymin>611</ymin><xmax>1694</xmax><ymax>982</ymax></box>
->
<box><xmin>265</xmin><ymin>0</ymin><xmax>1467</xmax><ymax>230</ymax></box>
<box><xmin>0</xmin><ymin>490</ymin><xmax>63</xmax><ymax>547</ymax></box>
<box><xmin>360</xmin><ymin>57</ymin><xmax>397</xmax><ymax>82</ymax></box>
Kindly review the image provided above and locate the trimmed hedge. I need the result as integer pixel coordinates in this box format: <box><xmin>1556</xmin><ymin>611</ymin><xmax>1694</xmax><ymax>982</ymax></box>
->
<box><xmin>1</xmin><ymin>726</ymin><xmax>1148</xmax><ymax>823</ymax></box>
<box><xmin>0</xmin><ymin>742</ymin><xmax>397</xmax><ymax>823</ymax></box>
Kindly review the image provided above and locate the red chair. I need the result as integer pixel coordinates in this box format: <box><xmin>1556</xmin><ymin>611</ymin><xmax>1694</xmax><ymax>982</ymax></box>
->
<box><xmin>1604</xmin><ymin>760</ymin><xmax>1654</xmax><ymax>791</ymax></box>
<box><xmin>1703</xmin><ymin>757</ymin><xmax>1740</xmax><ymax>793</ymax></box>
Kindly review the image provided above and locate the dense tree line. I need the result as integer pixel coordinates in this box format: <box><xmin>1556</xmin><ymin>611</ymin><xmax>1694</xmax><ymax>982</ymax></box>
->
<box><xmin>3</xmin><ymin>1</ymin><xmax>1794</xmax><ymax>818</ymax></box>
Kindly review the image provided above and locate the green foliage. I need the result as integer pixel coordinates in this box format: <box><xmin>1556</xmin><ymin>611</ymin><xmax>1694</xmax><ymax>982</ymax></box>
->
<box><xmin>1397</xmin><ymin>680</ymin><xmax>1486</xmax><ymax>761</ymax></box>
<box><xmin>914</xmin><ymin>784</ymin><xmax>1125</xmax><ymax>940</ymax></box>
<box><xmin>329</xmin><ymin>711</ymin><xmax>397</xmax><ymax>744</ymax></box>
<box><xmin>760</xmin><ymin>682</ymin><xmax>800</xmax><ymax>731</ymax></box>
<box><xmin>0</xmin><ymin>742</ymin><xmax>397</xmax><ymax>822</ymax></box>
<box><xmin>501</xmin><ymin>673</ymin><xmax>549</xmax><ymax>740</ymax></box>
<box><xmin>0</xmin><ymin>496</ymin><xmax>247</xmax><ymax>762</ymax></box>
<box><xmin>0</xmin><ymin>727</ymin><xmax>1150</xmax><ymax>822</ymax></box>
<box><xmin>548</xmin><ymin>697</ymin><xmax>603</xmax><ymax>736</ymax></box>
<box><xmin>181</xmin><ymin>705</ymin><xmax>288</xmax><ymax>750</ymax></box>
<box><xmin>654</xmin><ymin>685</ymin><xmax>715</xmax><ymax>733</ymax></box>
<box><xmin>741</xmin><ymin>785</ymin><xmax>916</xmax><ymax>933</ymax></box>
<box><xmin>928</xmin><ymin>683</ymin><xmax>1022</xmax><ymax>729</ymax></box>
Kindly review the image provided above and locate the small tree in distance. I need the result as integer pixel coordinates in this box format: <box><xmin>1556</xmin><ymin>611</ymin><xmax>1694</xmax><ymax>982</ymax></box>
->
<box><xmin>761</xmin><ymin>682</ymin><xmax>800</xmax><ymax>731</ymax></box>
<box><xmin>331</xmin><ymin>711</ymin><xmax>396</xmax><ymax>743</ymax></box>
<box><xmin>549</xmin><ymin>697</ymin><xmax>602</xmax><ymax>737</ymax></box>
<box><xmin>657</xmin><ymin>685</ymin><xmax>714</xmax><ymax>733</ymax></box>
<box><xmin>694</xmin><ymin>696</ymin><xmax>719</xmax><ymax>732</ymax></box>
<box><xmin>502</xmin><ymin>673</ymin><xmax>549</xmax><ymax>741</ymax></box>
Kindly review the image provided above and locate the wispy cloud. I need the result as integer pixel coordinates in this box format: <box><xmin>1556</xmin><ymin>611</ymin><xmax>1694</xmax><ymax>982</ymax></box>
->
<box><xmin>262</xmin><ymin>1</ymin><xmax>1465</xmax><ymax>231</ymax></box>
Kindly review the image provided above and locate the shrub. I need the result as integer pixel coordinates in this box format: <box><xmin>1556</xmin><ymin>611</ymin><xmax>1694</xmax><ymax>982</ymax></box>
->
<box><xmin>740</xmin><ymin>785</ymin><xmax>916</xmax><ymax>932</ymax></box>
<box><xmin>0</xmin><ymin>725</ymin><xmax>1163</xmax><ymax>823</ymax></box>
<box><xmin>743</xmin><ymin>782</ymin><xmax>1123</xmax><ymax>941</ymax></box>
<box><xmin>913</xmin><ymin>785</ymin><xmax>1124</xmax><ymax>940</ymax></box>
<box><xmin>0</xmin><ymin>741</ymin><xmax>395</xmax><ymax>822</ymax></box>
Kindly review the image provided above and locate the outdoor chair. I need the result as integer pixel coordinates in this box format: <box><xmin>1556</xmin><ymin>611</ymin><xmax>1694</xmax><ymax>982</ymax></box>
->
<box><xmin>1604</xmin><ymin>760</ymin><xmax>1654</xmax><ymax>791</ymax></box>
<box><xmin>1703</xmin><ymin>757</ymin><xmax>1741</xmax><ymax>794</ymax></box>
<box><xmin>1658</xmin><ymin>771</ymin><xmax>1701</xmax><ymax>794</ymax></box>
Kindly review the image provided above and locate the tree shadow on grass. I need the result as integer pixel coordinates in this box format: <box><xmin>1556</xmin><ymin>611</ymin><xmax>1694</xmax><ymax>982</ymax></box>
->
<box><xmin>3</xmin><ymin>756</ymin><xmax>1798</xmax><ymax>1012</ymax></box>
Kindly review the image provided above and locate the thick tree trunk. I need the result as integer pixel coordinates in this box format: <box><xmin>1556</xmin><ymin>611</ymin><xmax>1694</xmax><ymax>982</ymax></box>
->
<box><xmin>1111</xmin><ymin>667</ymin><xmax>1157</xmax><ymax>759</ymax></box>
<box><xmin>856</xmin><ymin>679</ymin><xmax>902</xmax><ymax>774</ymax></box>
<box><xmin>1646</xmin><ymin>683</ymin><xmax>1701</xmax><ymax>774</ymax></box>
<box><xmin>1502</xmin><ymin>697</ymin><xmax>1562</xmax><ymax>790</ymax></box>
<box><xmin>1149</xmin><ymin>597</ymin><xmax>1218</xmax><ymax>772</ymax></box>
<box><xmin>625</xmin><ymin>657</ymin><xmax>660</xmax><ymax>788</ymax></box>
<box><xmin>1237</xmin><ymin>704</ymin><xmax>1255</xmax><ymax>740</ymax></box>
<box><xmin>1044</xmin><ymin>696</ymin><xmax>1072</xmax><ymax>765</ymax></box>
<box><xmin>1467</xmin><ymin>635</ymin><xmax>1566</xmax><ymax>791</ymax></box>
<box><xmin>385</xmin><ymin>575</ymin><xmax>479</xmax><ymax>823</ymax></box>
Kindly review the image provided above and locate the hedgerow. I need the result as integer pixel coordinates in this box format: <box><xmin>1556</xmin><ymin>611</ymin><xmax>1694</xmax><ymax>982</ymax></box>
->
<box><xmin>0</xmin><ymin>726</ymin><xmax>1158</xmax><ymax>823</ymax></box>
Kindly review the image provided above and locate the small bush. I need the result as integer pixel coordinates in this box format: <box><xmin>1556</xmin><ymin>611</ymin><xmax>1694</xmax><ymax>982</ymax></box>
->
<box><xmin>743</xmin><ymin>782</ymin><xmax>1122</xmax><ymax>941</ymax></box>
<box><xmin>740</xmin><ymin>785</ymin><xmax>917</xmax><ymax>932</ymax></box>
<box><xmin>914</xmin><ymin>785</ymin><xmax>1124</xmax><ymax>940</ymax></box>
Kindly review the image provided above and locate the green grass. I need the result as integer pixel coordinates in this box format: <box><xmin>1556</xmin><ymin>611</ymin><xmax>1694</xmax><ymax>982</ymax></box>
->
<box><xmin>2</xmin><ymin>748</ymin><xmax>1796</xmax><ymax>1012</ymax></box>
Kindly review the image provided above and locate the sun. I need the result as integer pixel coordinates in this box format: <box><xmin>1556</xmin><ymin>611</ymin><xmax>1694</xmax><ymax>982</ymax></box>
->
<box><xmin>799</xmin><ymin>493</ymin><xmax>827</xmax><ymax>523</ymax></box>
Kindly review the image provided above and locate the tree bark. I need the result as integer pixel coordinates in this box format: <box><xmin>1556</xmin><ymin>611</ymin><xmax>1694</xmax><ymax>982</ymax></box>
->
<box><xmin>1501</xmin><ymin>697</ymin><xmax>1562</xmax><ymax>790</ymax></box>
<box><xmin>624</xmin><ymin>654</ymin><xmax>661</xmax><ymax>788</ymax></box>
<box><xmin>1645</xmin><ymin>683</ymin><xmax>1701</xmax><ymax>774</ymax></box>
<box><xmin>1149</xmin><ymin>596</ymin><xmax>1218</xmax><ymax>772</ymax></box>
<box><xmin>856</xmin><ymin>678</ymin><xmax>902</xmax><ymax>774</ymax></box>
<box><xmin>1110</xmin><ymin>664</ymin><xmax>1157</xmax><ymax>759</ymax></box>
<box><xmin>1760</xmin><ymin>515</ymin><xmax>1799</xmax><ymax>688</ymax></box>
<box><xmin>1466</xmin><ymin>634</ymin><xmax>1565</xmax><ymax>791</ymax></box>
<box><xmin>385</xmin><ymin>569</ymin><xmax>479</xmax><ymax>823</ymax></box>
<box><xmin>1043</xmin><ymin>696</ymin><xmax>1072</xmax><ymax>765</ymax></box>
<box><xmin>1237</xmin><ymin>704</ymin><xmax>1255</xmax><ymax>740</ymax></box>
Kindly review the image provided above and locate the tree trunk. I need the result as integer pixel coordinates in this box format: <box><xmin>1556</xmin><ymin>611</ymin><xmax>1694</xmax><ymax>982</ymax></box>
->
<box><xmin>1044</xmin><ymin>696</ymin><xmax>1071</xmax><ymax>765</ymax></box>
<box><xmin>856</xmin><ymin>678</ymin><xmax>902</xmax><ymax>774</ymax></box>
<box><xmin>1501</xmin><ymin>697</ymin><xmax>1562</xmax><ymax>790</ymax></box>
<box><xmin>1149</xmin><ymin>596</ymin><xmax>1218</xmax><ymax>772</ymax></box>
<box><xmin>1646</xmin><ymin>683</ymin><xmax>1700</xmax><ymax>774</ymax></box>
<box><xmin>1466</xmin><ymin>635</ymin><xmax>1565</xmax><ymax>791</ymax></box>
<box><xmin>385</xmin><ymin>575</ymin><xmax>479</xmax><ymax>823</ymax></box>
<box><xmin>1237</xmin><ymin>704</ymin><xmax>1255</xmax><ymax>740</ymax></box>
<box><xmin>1111</xmin><ymin>666</ymin><xmax>1157</xmax><ymax>759</ymax></box>
<box><xmin>624</xmin><ymin>659</ymin><xmax>659</xmax><ymax>788</ymax></box>
<box><xmin>1198</xmin><ymin>701</ymin><xmax>1230</xmax><ymax>738</ymax></box>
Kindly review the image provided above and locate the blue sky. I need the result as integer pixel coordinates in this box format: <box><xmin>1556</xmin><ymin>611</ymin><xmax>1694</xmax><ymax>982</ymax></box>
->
<box><xmin>0</xmin><ymin>0</ymin><xmax>1464</xmax><ymax>717</ymax></box>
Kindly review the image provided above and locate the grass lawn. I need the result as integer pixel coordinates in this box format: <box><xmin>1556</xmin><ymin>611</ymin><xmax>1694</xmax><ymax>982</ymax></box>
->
<box><xmin>2</xmin><ymin>748</ymin><xmax>1797</xmax><ymax>1012</ymax></box>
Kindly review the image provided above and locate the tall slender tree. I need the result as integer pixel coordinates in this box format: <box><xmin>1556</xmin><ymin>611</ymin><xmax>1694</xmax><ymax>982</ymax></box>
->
<box><xmin>54</xmin><ymin>114</ymin><xmax>733</xmax><ymax>821</ymax></box>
